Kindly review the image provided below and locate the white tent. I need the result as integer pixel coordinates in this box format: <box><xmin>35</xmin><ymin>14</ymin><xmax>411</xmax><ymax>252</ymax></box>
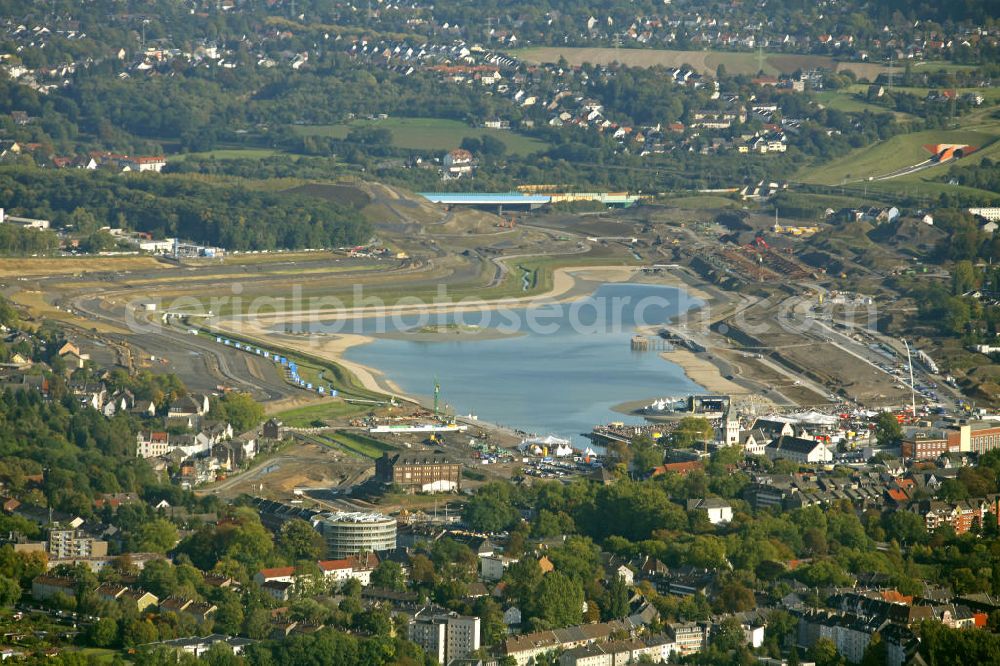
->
<box><xmin>788</xmin><ymin>410</ymin><xmax>840</xmax><ymax>427</ymax></box>
<box><xmin>421</xmin><ymin>479</ymin><xmax>458</xmax><ymax>492</ymax></box>
<box><xmin>519</xmin><ymin>434</ymin><xmax>573</xmax><ymax>456</ymax></box>
<box><xmin>522</xmin><ymin>435</ymin><xmax>571</xmax><ymax>447</ymax></box>
<box><xmin>759</xmin><ymin>414</ymin><xmax>796</xmax><ymax>423</ymax></box>
<box><xmin>553</xmin><ymin>444</ymin><xmax>574</xmax><ymax>457</ymax></box>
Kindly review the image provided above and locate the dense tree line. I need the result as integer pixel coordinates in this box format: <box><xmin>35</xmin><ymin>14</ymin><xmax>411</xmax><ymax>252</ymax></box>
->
<box><xmin>0</xmin><ymin>370</ymin><xmax>224</xmax><ymax>518</ymax></box>
<box><xmin>888</xmin><ymin>208</ymin><xmax>1000</xmax><ymax>344</ymax></box>
<box><xmin>166</xmin><ymin>138</ymin><xmax>777</xmax><ymax>195</ymax></box>
<box><xmin>943</xmin><ymin>158</ymin><xmax>1000</xmax><ymax>196</ymax></box>
<box><xmin>0</xmin><ymin>388</ymin><xmax>157</xmax><ymax>515</ymax></box>
<box><xmin>0</xmin><ymin>311</ymin><xmax>231</xmax><ymax>517</ymax></box>
<box><xmin>864</xmin><ymin>87</ymin><xmax>979</xmax><ymax>125</ymax></box>
<box><xmin>209</xmin><ymin>393</ymin><xmax>266</xmax><ymax>433</ymax></box>
<box><xmin>0</xmin><ymin>167</ymin><xmax>370</xmax><ymax>251</ymax></box>
<box><xmin>2</xmin><ymin>51</ymin><xmax>519</xmax><ymax>157</ymax></box>
<box><xmin>0</xmin><ymin>223</ymin><xmax>60</xmax><ymax>255</ymax></box>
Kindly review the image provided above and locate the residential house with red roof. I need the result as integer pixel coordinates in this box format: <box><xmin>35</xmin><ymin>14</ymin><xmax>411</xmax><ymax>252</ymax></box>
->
<box><xmin>650</xmin><ymin>461</ymin><xmax>702</xmax><ymax>477</ymax></box>
<box><xmin>136</xmin><ymin>431</ymin><xmax>170</xmax><ymax>458</ymax></box>
<box><xmin>253</xmin><ymin>566</ymin><xmax>295</xmax><ymax>587</ymax></box>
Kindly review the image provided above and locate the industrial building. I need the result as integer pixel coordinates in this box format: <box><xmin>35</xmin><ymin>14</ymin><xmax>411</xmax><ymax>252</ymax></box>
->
<box><xmin>0</xmin><ymin>208</ymin><xmax>50</xmax><ymax>229</ymax></box>
<box><xmin>375</xmin><ymin>452</ymin><xmax>461</xmax><ymax>493</ymax></box>
<box><xmin>901</xmin><ymin>421</ymin><xmax>1000</xmax><ymax>460</ymax></box>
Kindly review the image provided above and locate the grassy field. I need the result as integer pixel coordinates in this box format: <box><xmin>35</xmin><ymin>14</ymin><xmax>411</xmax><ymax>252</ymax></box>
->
<box><xmin>271</xmin><ymin>251</ymin><xmax>639</xmax><ymax>313</ymax></box>
<box><xmin>282</xmin><ymin>183</ymin><xmax>372</xmax><ymax>208</ymax></box>
<box><xmin>320</xmin><ymin>430</ymin><xmax>397</xmax><ymax>459</ymax></box>
<box><xmin>0</xmin><ymin>255</ymin><xmax>169</xmax><ymax>278</ymax></box>
<box><xmin>813</xmin><ymin>91</ymin><xmax>916</xmax><ymax>120</ymax></box>
<box><xmin>72</xmin><ymin>648</ymin><xmax>120</xmax><ymax>664</ymax></box>
<box><xmin>252</xmin><ymin>247</ymin><xmax>632</xmax><ymax>309</ymax></box>
<box><xmin>373</xmin><ymin>491</ymin><xmax>465</xmax><ymax>511</ymax></box>
<box><xmin>292</xmin><ymin>117</ymin><xmax>549</xmax><ymax>155</ymax></box>
<box><xmin>223</xmin><ymin>250</ymin><xmax>344</xmax><ymax>265</ymax></box>
<box><xmin>842</xmin><ymin>83</ymin><xmax>1000</xmax><ymax>105</ymax></box>
<box><xmin>774</xmin><ymin>191</ymin><xmax>891</xmax><ymax>218</ymax></box>
<box><xmin>166</xmin><ymin>148</ymin><xmax>282</xmax><ymax>162</ymax></box>
<box><xmin>514</xmin><ymin>47</ymin><xmax>888</xmax><ymax>79</ymax></box>
<box><xmin>8</xmin><ymin>290</ymin><xmax>130</xmax><ymax>333</ymax></box>
<box><xmin>798</xmin><ymin>127</ymin><xmax>1000</xmax><ymax>185</ymax></box>
<box><xmin>123</xmin><ymin>263</ymin><xmax>385</xmax><ymax>291</ymax></box>
<box><xmin>664</xmin><ymin>194</ymin><xmax>739</xmax><ymax>209</ymax></box>
<box><xmin>277</xmin><ymin>400</ymin><xmax>369</xmax><ymax>427</ymax></box>
<box><xmin>864</xmin><ymin>177</ymin><xmax>1000</xmax><ymax>205</ymax></box>
<box><xmin>910</xmin><ymin>62</ymin><xmax>983</xmax><ymax>74</ymax></box>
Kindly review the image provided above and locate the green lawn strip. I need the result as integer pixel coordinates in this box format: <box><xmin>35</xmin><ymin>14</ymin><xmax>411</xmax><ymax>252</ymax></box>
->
<box><xmin>513</xmin><ymin>46</ymin><xmax>844</xmax><ymax>77</ymax></box>
<box><xmin>843</xmin><ymin>83</ymin><xmax>1000</xmax><ymax>104</ymax></box>
<box><xmin>462</xmin><ymin>468</ymin><xmax>486</xmax><ymax>481</ymax></box>
<box><xmin>773</xmin><ymin>190</ymin><xmax>892</xmax><ymax>218</ymax></box>
<box><xmin>813</xmin><ymin>91</ymin><xmax>915</xmax><ymax>119</ymax></box>
<box><xmin>292</xmin><ymin>117</ymin><xmax>549</xmax><ymax>156</ymax></box>
<box><xmin>372</xmin><ymin>491</ymin><xmax>463</xmax><ymax>510</ymax></box>
<box><xmin>276</xmin><ymin>400</ymin><xmax>369</xmax><ymax>427</ymax></box>
<box><xmin>317</xmin><ymin>431</ymin><xmax>397</xmax><ymax>459</ymax></box>
<box><xmin>793</xmin><ymin>177</ymin><xmax>1000</xmax><ymax>208</ymax></box>
<box><xmin>864</xmin><ymin>178</ymin><xmax>1000</xmax><ymax>204</ymax></box>
<box><xmin>166</xmin><ymin>148</ymin><xmax>282</xmax><ymax>162</ymax></box>
<box><xmin>663</xmin><ymin>194</ymin><xmax>740</xmax><ymax>209</ymax></box>
<box><xmin>189</xmin><ymin>252</ymin><xmax>638</xmax><ymax>316</ymax></box>
<box><xmin>71</xmin><ymin>648</ymin><xmax>121</xmax><ymax>663</ymax></box>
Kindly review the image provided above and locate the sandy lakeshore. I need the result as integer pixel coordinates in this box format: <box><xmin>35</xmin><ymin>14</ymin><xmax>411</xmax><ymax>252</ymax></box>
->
<box><xmin>228</xmin><ymin>265</ymin><xmax>639</xmax><ymax>325</ymax></box>
<box><xmin>662</xmin><ymin>349</ymin><xmax>749</xmax><ymax>395</ymax></box>
<box><xmin>211</xmin><ymin>265</ymin><xmax>639</xmax><ymax>399</ymax></box>
<box><xmin>209</xmin><ymin>263</ymin><xmax>751</xmax><ymax>407</ymax></box>
<box><xmin>313</xmin><ymin>332</ymin><xmax>404</xmax><ymax>396</ymax></box>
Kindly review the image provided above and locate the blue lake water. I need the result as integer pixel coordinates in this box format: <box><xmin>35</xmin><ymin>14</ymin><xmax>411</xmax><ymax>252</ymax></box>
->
<box><xmin>336</xmin><ymin>283</ymin><xmax>705</xmax><ymax>443</ymax></box>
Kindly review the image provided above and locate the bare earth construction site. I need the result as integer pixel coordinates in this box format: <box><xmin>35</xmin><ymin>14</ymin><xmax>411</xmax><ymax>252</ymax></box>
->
<box><xmin>0</xmin><ymin>180</ymin><xmax>963</xmax><ymax>503</ymax></box>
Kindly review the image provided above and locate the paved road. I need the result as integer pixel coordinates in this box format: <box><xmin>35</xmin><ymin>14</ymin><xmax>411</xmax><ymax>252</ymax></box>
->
<box><xmin>201</xmin><ymin>455</ymin><xmax>300</xmax><ymax>495</ymax></box>
<box><xmin>68</xmin><ymin>295</ymin><xmax>294</xmax><ymax>400</ymax></box>
<box><xmin>872</xmin><ymin>158</ymin><xmax>937</xmax><ymax>181</ymax></box>
<box><xmin>787</xmin><ymin>286</ymin><xmax>961</xmax><ymax>411</ymax></box>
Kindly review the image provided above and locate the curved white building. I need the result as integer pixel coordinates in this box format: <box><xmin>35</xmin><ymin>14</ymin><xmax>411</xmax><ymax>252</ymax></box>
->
<box><xmin>314</xmin><ymin>511</ymin><xmax>397</xmax><ymax>559</ymax></box>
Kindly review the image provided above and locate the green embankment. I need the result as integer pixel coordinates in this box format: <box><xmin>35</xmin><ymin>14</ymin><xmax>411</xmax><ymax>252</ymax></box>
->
<box><xmin>513</xmin><ymin>46</ymin><xmax>883</xmax><ymax>79</ymax></box>
<box><xmin>292</xmin><ymin>117</ymin><xmax>549</xmax><ymax>156</ymax></box>
<box><xmin>167</xmin><ymin>148</ymin><xmax>283</xmax><ymax>162</ymax></box>
<box><xmin>318</xmin><ymin>431</ymin><xmax>397</xmax><ymax>459</ymax></box>
<box><xmin>276</xmin><ymin>401</ymin><xmax>369</xmax><ymax>427</ymax></box>
<box><xmin>800</xmin><ymin>128</ymin><xmax>999</xmax><ymax>185</ymax></box>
